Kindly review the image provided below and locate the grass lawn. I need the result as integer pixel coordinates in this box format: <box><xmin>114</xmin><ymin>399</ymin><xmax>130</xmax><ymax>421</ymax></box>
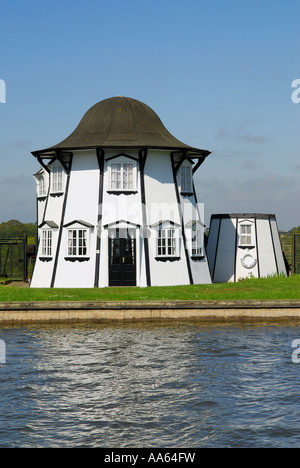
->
<box><xmin>0</xmin><ymin>275</ymin><xmax>299</xmax><ymax>302</ymax></box>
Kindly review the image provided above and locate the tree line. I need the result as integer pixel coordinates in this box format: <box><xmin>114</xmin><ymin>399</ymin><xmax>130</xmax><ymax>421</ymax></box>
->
<box><xmin>0</xmin><ymin>220</ymin><xmax>37</xmax><ymax>239</ymax></box>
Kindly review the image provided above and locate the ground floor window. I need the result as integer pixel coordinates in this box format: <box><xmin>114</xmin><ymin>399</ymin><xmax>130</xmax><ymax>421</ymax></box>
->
<box><xmin>157</xmin><ymin>227</ymin><xmax>177</xmax><ymax>257</ymax></box>
<box><xmin>67</xmin><ymin>229</ymin><xmax>88</xmax><ymax>256</ymax></box>
<box><xmin>41</xmin><ymin>230</ymin><xmax>52</xmax><ymax>257</ymax></box>
<box><xmin>191</xmin><ymin>224</ymin><xmax>202</xmax><ymax>256</ymax></box>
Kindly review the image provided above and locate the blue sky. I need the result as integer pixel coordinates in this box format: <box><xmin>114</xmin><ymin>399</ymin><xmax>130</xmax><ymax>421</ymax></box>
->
<box><xmin>0</xmin><ymin>0</ymin><xmax>299</xmax><ymax>230</ymax></box>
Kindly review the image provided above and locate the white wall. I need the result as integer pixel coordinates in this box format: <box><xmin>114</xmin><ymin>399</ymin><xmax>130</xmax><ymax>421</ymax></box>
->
<box><xmin>31</xmin><ymin>148</ymin><xmax>213</xmax><ymax>288</ymax></box>
<box><xmin>53</xmin><ymin>151</ymin><xmax>99</xmax><ymax>288</ymax></box>
<box><xmin>214</xmin><ymin>217</ymin><xmax>237</xmax><ymax>283</ymax></box>
<box><xmin>207</xmin><ymin>215</ymin><xmax>287</xmax><ymax>283</ymax></box>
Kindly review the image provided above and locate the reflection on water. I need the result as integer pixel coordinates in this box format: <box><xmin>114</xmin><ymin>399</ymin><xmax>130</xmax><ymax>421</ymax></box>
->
<box><xmin>0</xmin><ymin>321</ymin><xmax>300</xmax><ymax>447</ymax></box>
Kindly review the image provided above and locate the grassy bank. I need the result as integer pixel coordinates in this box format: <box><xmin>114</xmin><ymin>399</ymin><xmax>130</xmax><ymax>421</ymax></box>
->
<box><xmin>0</xmin><ymin>275</ymin><xmax>299</xmax><ymax>302</ymax></box>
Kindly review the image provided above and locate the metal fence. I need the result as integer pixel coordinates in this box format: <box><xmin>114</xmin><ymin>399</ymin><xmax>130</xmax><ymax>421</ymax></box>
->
<box><xmin>0</xmin><ymin>237</ymin><xmax>27</xmax><ymax>281</ymax></box>
<box><xmin>280</xmin><ymin>233</ymin><xmax>300</xmax><ymax>275</ymax></box>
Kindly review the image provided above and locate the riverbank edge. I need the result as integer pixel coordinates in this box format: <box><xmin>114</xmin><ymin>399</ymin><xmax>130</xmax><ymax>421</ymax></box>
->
<box><xmin>1</xmin><ymin>299</ymin><xmax>300</xmax><ymax>323</ymax></box>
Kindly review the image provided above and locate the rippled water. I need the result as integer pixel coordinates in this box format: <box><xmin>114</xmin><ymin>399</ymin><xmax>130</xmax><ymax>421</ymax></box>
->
<box><xmin>0</xmin><ymin>320</ymin><xmax>300</xmax><ymax>447</ymax></box>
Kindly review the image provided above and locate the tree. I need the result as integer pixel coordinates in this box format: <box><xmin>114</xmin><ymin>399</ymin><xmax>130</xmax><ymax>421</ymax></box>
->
<box><xmin>0</xmin><ymin>220</ymin><xmax>37</xmax><ymax>239</ymax></box>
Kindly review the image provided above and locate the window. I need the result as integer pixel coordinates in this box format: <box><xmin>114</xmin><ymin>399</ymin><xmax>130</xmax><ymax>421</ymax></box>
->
<box><xmin>157</xmin><ymin>227</ymin><xmax>177</xmax><ymax>257</ymax></box>
<box><xmin>180</xmin><ymin>165</ymin><xmax>193</xmax><ymax>193</ymax></box>
<box><xmin>109</xmin><ymin>160</ymin><xmax>136</xmax><ymax>191</ymax></box>
<box><xmin>41</xmin><ymin>230</ymin><xmax>52</xmax><ymax>257</ymax></box>
<box><xmin>67</xmin><ymin>229</ymin><xmax>88</xmax><ymax>257</ymax></box>
<box><xmin>39</xmin><ymin>175</ymin><xmax>46</xmax><ymax>197</ymax></box>
<box><xmin>191</xmin><ymin>224</ymin><xmax>202</xmax><ymax>256</ymax></box>
<box><xmin>52</xmin><ymin>165</ymin><xmax>63</xmax><ymax>192</ymax></box>
<box><xmin>240</xmin><ymin>224</ymin><xmax>252</xmax><ymax>246</ymax></box>
<box><xmin>34</xmin><ymin>170</ymin><xmax>47</xmax><ymax>197</ymax></box>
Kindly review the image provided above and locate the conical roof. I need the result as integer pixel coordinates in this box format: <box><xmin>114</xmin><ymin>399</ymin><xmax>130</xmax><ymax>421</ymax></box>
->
<box><xmin>33</xmin><ymin>96</ymin><xmax>210</xmax><ymax>155</ymax></box>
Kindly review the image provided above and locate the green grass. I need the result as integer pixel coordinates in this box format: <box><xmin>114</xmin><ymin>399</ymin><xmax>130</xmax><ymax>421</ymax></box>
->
<box><xmin>0</xmin><ymin>275</ymin><xmax>300</xmax><ymax>302</ymax></box>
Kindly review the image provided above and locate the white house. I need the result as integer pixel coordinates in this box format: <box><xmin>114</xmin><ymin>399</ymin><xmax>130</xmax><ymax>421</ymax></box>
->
<box><xmin>30</xmin><ymin>96</ymin><xmax>212</xmax><ymax>288</ymax></box>
<box><xmin>206</xmin><ymin>213</ymin><xmax>287</xmax><ymax>282</ymax></box>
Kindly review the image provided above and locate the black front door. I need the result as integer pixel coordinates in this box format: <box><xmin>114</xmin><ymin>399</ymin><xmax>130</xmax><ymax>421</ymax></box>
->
<box><xmin>109</xmin><ymin>228</ymin><xmax>136</xmax><ymax>286</ymax></box>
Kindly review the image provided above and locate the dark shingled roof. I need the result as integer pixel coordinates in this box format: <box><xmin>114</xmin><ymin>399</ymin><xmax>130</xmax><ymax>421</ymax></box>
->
<box><xmin>32</xmin><ymin>96</ymin><xmax>210</xmax><ymax>157</ymax></box>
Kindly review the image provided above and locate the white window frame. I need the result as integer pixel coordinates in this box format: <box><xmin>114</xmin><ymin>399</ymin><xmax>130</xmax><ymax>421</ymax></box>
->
<box><xmin>108</xmin><ymin>157</ymin><xmax>137</xmax><ymax>192</ymax></box>
<box><xmin>39</xmin><ymin>175</ymin><xmax>46</xmax><ymax>197</ymax></box>
<box><xmin>51</xmin><ymin>164</ymin><xmax>64</xmax><ymax>193</ymax></box>
<box><xmin>41</xmin><ymin>229</ymin><xmax>53</xmax><ymax>257</ymax></box>
<box><xmin>240</xmin><ymin>223</ymin><xmax>253</xmax><ymax>246</ymax></box>
<box><xmin>180</xmin><ymin>163</ymin><xmax>193</xmax><ymax>194</ymax></box>
<box><xmin>191</xmin><ymin>223</ymin><xmax>203</xmax><ymax>257</ymax></box>
<box><xmin>34</xmin><ymin>170</ymin><xmax>48</xmax><ymax>197</ymax></box>
<box><xmin>67</xmin><ymin>228</ymin><xmax>89</xmax><ymax>257</ymax></box>
<box><xmin>156</xmin><ymin>223</ymin><xmax>179</xmax><ymax>258</ymax></box>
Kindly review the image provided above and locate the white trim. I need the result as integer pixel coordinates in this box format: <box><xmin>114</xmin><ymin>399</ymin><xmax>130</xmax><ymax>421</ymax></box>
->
<box><xmin>41</xmin><ymin>229</ymin><xmax>53</xmax><ymax>257</ymax></box>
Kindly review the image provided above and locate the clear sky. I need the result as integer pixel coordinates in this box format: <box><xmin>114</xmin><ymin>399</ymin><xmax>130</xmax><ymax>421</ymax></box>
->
<box><xmin>0</xmin><ymin>0</ymin><xmax>299</xmax><ymax>230</ymax></box>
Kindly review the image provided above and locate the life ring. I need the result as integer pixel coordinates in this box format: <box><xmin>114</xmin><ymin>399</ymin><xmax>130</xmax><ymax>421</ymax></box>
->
<box><xmin>241</xmin><ymin>253</ymin><xmax>257</xmax><ymax>269</ymax></box>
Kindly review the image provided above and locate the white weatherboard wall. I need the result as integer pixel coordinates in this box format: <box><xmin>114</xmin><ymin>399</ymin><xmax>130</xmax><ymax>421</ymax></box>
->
<box><xmin>145</xmin><ymin>151</ymin><xmax>189</xmax><ymax>287</ymax></box>
<box><xmin>54</xmin><ymin>151</ymin><xmax>99</xmax><ymax>288</ymax></box>
<box><xmin>207</xmin><ymin>214</ymin><xmax>287</xmax><ymax>283</ymax></box>
<box><xmin>31</xmin><ymin>149</ymin><xmax>212</xmax><ymax>288</ymax></box>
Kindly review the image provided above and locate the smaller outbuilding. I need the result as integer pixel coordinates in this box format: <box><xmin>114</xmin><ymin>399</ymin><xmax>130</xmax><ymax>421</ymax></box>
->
<box><xmin>206</xmin><ymin>213</ymin><xmax>287</xmax><ymax>283</ymax></box>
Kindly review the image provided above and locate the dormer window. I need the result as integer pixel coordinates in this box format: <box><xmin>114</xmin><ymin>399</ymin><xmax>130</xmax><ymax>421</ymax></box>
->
<box><xmin>38</xmin><ymin>174</ymin><xmax>47</xmax><ymax>197</ymax></box>
<box><xmin>51</xmin><ymin>164</ymin><xmax>63</xmax><ymax>193</ymax></box>
<box><xmin>42</xmin><ymin>230</ymin><xmax>52</xmax><ymax>257</ymax></box>
<box><xmin>34</xmin><ymin>170</ymin><xmax>48</xmax><ymax>198</ymax></box>
<box><xmin>107</xmin><ymin>157</ymin><xmax>137</xmax><ymax>193</ymax></box>
<box><xmin>68</xmin><ymin>229</ymin><xmax>88</xmax><ymax>257</ymax></box>
<box><xmin>180</xmin><ymin>164</ymin><xmax>193</xmax><ymax>194</ymax></box>
<box><xmin>185</xmin><ymin>220</ymin><xmax>204</xmax><ymax>260</ymax></box>
<box><xmin>63</xmin><ymin>220</ymin><xmax>94</xmax><ymax>261</ymax></box>
<box><xmin>240</xmin><ymin>223</ymin><xmax>253</xmax><ymax>246</ymax></box>
<box><xmin>38</xmin><ymin>221</ymin><xmax>58</xmax><ymax>261</ymax></box>
<box><xmin>191</xmin><ymin>223</ymin><xmax>203</xmax><ymax>257</ymax></box>
<box><xmin>153</xmin><ymin>221</ymin><xmax>180</xmax><ymax>261</ymax></box>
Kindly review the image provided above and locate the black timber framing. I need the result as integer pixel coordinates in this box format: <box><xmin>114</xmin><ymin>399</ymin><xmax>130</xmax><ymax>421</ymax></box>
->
<box><xmin>170</xmin><ymin>152</ymin><xmax>194</xmax><ymax>285</ymax></box>
<box><xmin>50</xmin><ymin>154</ymin><xmax>73</xmax><ymax>288</ymax></box>
<box><xmin>94</xmin><ymin>149</ymin><xmax>105</xmax><ymax>288</ymax></box>
<box><xmin>139</xmin><ymin>149</ymin><xmax>151</xmax><ymax>287</ymax></box>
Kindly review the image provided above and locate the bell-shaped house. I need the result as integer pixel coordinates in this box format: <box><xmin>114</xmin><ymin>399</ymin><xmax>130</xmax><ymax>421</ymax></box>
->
<box><xmin>30</xmin><ymin>96</ymin><xmax>212</xmax><ymax>288</ymax></box>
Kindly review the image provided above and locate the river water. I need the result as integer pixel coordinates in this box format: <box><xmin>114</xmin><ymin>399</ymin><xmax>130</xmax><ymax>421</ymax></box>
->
<box><xmin>0</xmin><ymin>320</ymin><xmax>300</xmax><ymax>448</ymax></box>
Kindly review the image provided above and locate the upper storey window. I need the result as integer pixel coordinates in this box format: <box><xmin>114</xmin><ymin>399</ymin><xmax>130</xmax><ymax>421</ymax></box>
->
<box><xmin>38</xmin><ymin>174</ymin><xmax>47</xmax><ymax>197</ymax></box>
<box><xmin>108</xmin><ymin>157</ymin><xmax>137</xmax><ymax>193</ymax></box>
<box><xmin>180</xmin><ymin>164</ymin><xmax>193</xmax><ymax>194</ymax></box>
<box><xmin>52</xmin><ymin>165</ymin><xmax>63</xmax><ymax>193</ymax></box>
<box><xmin>34</xmin><ymin>170</ymin><xmax>48</xmax><ymax>198</ymax></box>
